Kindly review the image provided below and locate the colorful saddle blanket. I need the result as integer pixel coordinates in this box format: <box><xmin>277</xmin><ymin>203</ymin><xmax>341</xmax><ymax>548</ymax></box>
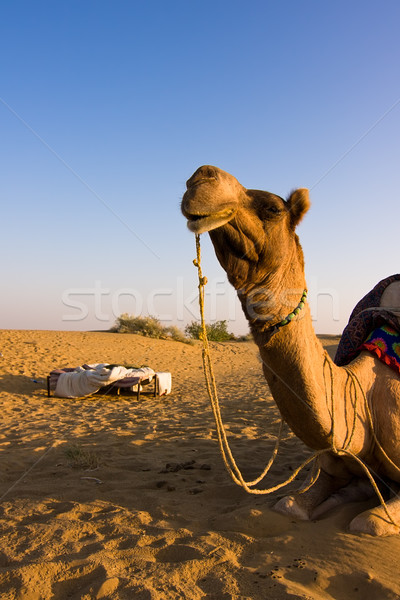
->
<box><xmin>360</xmin><ymin>324</ymin><xmax>400</xmax><ymax>376</ymax></box>
<box><xmin>334</xmin><ymin>274</ymin><xmax>400</xmax><ymax>368</ymax></box>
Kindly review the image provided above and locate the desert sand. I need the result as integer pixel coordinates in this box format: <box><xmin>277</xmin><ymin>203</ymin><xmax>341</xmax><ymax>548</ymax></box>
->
<box><xmin>0</xmin><ymin>329</ymin><xmax>400</xmax><ymax>600</ymax></box>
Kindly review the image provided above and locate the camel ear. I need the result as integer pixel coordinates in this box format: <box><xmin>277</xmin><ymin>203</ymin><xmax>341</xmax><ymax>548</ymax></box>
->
<box><xmin>287</xmin><ymin>188</ymin><xmax>310</xmax><ymax>228</ymax></box>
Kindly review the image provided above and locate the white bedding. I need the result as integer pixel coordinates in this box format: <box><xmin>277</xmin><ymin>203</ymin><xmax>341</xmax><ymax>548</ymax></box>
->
<box><xmin>55</xmin><ymin>364</ymin><xmax>155</xmax><ymax>398</ymax></box>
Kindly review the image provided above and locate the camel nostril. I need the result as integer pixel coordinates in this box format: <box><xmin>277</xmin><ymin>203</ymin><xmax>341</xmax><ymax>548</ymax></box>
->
<box><xmin>186</xmin><ymin>165</ymin><xmax>218</xmax><ymax>189</ymax></box>
<box><xmin>200</xmin><ymin>166</ymin><xmax>218</xmax><ymax>179</ymax></box>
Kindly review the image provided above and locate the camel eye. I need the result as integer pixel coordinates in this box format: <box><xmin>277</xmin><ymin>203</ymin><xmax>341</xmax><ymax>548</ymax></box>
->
<box><xmin>262</xmin><ymin>204</ymin><xmax>282</xmax><ymax>218</ymax></box>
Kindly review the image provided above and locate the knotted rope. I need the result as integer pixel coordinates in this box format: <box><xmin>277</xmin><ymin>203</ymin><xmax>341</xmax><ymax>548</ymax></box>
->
<box><xmin>193</xmin><ymin>233</ymin><xmax>399</xmax><ymax>527</ymax></box>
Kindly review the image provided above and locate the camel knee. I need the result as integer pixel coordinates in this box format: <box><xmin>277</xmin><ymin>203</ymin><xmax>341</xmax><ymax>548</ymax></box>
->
<box><xmin>273</xmin><ymin>495</ymin><xmax>310</xmax><ymax>521</ymax></box>
<box><xmin>349</xmin><ymin>497</ymin><xmax>400</xmax><ymax>537</ymax></box>
<box><xmin>349</xmin><ymin>510</ymin><xmax>400</xmax><ymax>537</ymax></box>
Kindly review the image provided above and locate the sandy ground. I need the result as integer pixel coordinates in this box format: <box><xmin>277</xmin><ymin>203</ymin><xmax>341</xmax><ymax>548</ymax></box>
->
<box><xmin>0</xmin><ymin>329</ymin><xmax>399</xmax><ymax>600</ymax></box>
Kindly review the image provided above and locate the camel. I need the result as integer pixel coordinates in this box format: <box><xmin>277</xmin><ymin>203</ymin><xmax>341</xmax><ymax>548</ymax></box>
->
<box><xmin>181</xmin><ymin>165</ymin><xmax>400</xmax><ymax>536</ymax></box>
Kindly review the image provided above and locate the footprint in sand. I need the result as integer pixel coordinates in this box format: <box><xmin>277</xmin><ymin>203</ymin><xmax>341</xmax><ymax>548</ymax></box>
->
<box><xmin>95</xmin><ymin>577</ymin><xmax>120</xmax><ymax>599</ymax></box>
<box><xmin>155</xmin><ymin>543</ymin><xmax>204</xmax><ymax>563</ymax></box>
<box><xmin>51</xmin><ymin>565</ymin><xmax>108</xmax><ymax>599</ymax></box>
<box><xmin>211</xmin><ymin>506</ymin><xmax>290</xmax><ymax>537</ymax></box>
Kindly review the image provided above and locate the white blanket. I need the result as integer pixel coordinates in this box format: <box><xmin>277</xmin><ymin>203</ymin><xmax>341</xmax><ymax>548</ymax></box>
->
<box><xmin>55</xmin><ymin>364</ymin><xmax>155</xmax><ymax>398</ymax></box>
<box><xmin>156</xmin><ymin>372</ymin><xmax>172</xmax><ymax>395</ymax></box>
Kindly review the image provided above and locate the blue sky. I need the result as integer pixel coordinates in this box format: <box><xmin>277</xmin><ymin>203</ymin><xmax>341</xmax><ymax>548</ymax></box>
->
<box><xmin>1</xmin><ymin>0</ymin><xmax>399</xmax><ymax>334</ymax></box>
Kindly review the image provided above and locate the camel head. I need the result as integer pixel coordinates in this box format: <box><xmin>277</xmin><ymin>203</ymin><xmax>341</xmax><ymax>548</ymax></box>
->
<box><xmin>181</xmin><ymin>166</ymin><xmax>310</xmax><ymax>298</ymax></box>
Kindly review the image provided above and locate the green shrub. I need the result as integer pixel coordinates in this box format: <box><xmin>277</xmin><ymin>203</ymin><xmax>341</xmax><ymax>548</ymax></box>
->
<box><xmin>110</xmin><ymin>313</ymin><xmax>164</xmax><ymax>337</ymax></box>
<box><xmin>110</xmin><ymin>313</ymin><xmax>192</xmax><ymax>343</ymax></box>
<box><xmin>185</xmin><ymin>319</ymin><xmax>236</xmax><ymax>342</ymax></box>
<box><xmin>111</xmin><ymin>314</ymin><xmax>245</xmax><ymax>344</ymax></box>
<box><xmin>163</xmin><ymin>325</ymin><xmax>189</xmax><ymax>343</ymax></box>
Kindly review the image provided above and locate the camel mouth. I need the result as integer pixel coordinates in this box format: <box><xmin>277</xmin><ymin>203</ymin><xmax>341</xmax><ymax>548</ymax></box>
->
<box><xmin>185</xmin><ymin>207</ymin><xmax>236</xmax><ymax>234</ymax></box>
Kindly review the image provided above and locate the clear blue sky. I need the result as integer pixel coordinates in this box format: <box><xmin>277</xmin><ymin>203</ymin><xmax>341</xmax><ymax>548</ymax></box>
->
<box><xmin>1</xmin><ymin>0</ymin><xmax>399</xmax><ymax>335</ymax></box>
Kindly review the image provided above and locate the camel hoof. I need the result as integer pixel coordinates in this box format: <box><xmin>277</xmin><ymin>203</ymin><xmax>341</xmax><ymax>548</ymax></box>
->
<box><xmin>349</xmin><ymin>512</ymin><xmax>400</xmax><ymax>537</ymax></box>
<box><xmin>273</xmin><ymin>496</ymin><xmax>310</xmax><ymax>521</ymax></box>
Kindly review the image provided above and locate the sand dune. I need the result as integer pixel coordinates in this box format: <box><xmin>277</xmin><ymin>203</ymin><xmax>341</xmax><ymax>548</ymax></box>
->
<box><xmin>0</xmin><ymin>330</ymin><xmax>399</xmax><ymax>600</ymax></box>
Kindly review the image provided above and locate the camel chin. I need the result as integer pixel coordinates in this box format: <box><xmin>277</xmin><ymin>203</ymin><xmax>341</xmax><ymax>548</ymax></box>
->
<box><xmin>187</xmin><ymin>208</ymin><xmax>236</xmax><ymax>234</ymax></box>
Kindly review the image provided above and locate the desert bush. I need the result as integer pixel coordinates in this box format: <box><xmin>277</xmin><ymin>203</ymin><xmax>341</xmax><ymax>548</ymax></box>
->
<box><xmin>185</xmin><ymin>319</ymin><xmax>236</xmax><ymax>342</ymax></box>
<box><xmin>111</xmin><ymin>314</ymin><xmax>243</xmax><ymax>343</ymax></box>
<box><xmin>110</xmin><ymin>313</ymin><xmax>191</xmax><ymax>343</ymax></box>
<box><xmin>163</xmin><ymin>324</ymin><xmax>189</xmax><ymax>343</ymax></box>
<box><xmin>110</xmin><ymin>313</ymin><xmax>164</xmax><ymax>337</ymax></box>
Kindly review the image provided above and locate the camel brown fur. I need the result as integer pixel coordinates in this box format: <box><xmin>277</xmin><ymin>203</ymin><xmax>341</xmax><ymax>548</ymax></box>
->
<box><xmin>181</xmin><ymin>165</ymin><xmax>400</xmax><ymax>536</ymax></box>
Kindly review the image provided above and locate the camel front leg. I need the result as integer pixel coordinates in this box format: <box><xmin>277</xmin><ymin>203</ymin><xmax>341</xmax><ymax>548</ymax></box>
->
<box><xmin>311</xmin><ymin>478</ymin><xmax>375</xmax><ymax>519</ymax></box>
<box><xmin>349</xmin><ymin>493</ymin><xmax>400</xmax><ymax>536</ymax></box>
<box><xmin>273</xmin><ymin>467</ymin><xmax>351</xmax><ymax>520</ymax></box>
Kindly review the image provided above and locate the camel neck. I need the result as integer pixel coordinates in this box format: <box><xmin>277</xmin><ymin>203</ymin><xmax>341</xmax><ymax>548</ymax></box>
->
<box><xmin>252</xmin><ymin>303</ymin><xmax>340</xmax><ymax>450</ymax></box>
